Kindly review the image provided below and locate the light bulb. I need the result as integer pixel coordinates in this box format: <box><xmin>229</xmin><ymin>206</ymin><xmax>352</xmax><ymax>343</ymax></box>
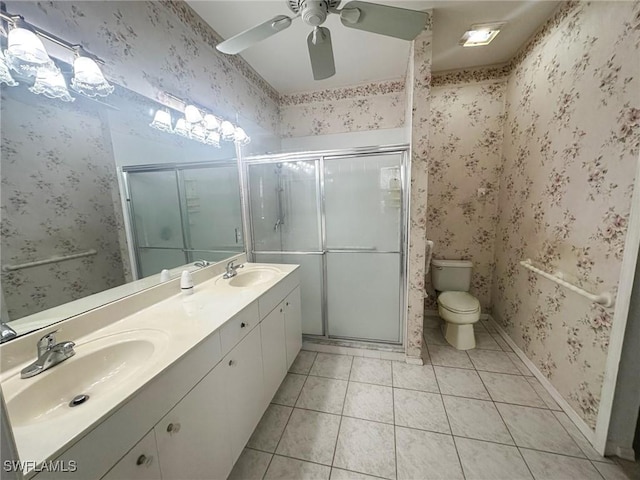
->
<box><xmin>150</xmin><ymin>110</ymin><xmax>172</xmax><ymax>132</ymax></box>
<box><xmin>184</xmin><ymin>105</ymin><xmax>203</xmax><ymax>124</ymax></box>
<box><xmin>220</xmin><ymin>121</ymin><xmax>235</xmax><ymax>141</ymax></box>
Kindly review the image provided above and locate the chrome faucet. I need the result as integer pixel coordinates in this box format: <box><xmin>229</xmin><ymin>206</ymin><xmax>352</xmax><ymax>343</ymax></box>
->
<box><xmin>20</xmin><ymin>331</ymin><xmax>75</xmax><ymax>379</ymax></box>
<box><xmin>223</xmin><ymin>260</ymin><xmax>244</xmax><ymax>279</ymax></box>
<box><xmin>194</xmin><ymin>259</ymin><xmax>211</xmax><ymax>268</ymax></box>
<box><xmin>0</xmin><ymin>322</ymin><xmax>17</xmax><ymax>344</ymax></box>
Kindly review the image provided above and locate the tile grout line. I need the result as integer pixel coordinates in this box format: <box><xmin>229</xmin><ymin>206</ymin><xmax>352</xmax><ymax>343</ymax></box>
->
<box><xmin>432</xmin><ymin>362</ymin><xmax>467</xmax><ymax>480</ymax></box>
<box><xmin>391</xmin><ymin>360</ymin><xmax>398</xmax><ymax>480</ymax></box>
<box><xmin>474</xmin><ymin>367</ymin><xmax>537</xmax><ymax>479</ymax></box>
<box><xmin>263</xmin><ymin>354</ymin><xmax>316</xmax><ymax>479</ymax></box>
<box><xmin>330</xmin><ymin>355</ymin><xmax>353</xmax><ymax>473</ymax></box>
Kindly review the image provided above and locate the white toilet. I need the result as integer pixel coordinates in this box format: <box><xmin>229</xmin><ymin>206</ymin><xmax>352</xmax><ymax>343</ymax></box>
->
<box><xmin>431</xmin><ymin>259</ymin><xmax>481</xmax><ymax>350</ymax></box>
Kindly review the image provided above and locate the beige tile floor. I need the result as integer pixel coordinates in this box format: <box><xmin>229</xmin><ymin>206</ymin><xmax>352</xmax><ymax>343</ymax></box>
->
<box><xmin>228</xmin><ymin>319</ymin><xmax>632</xmax><ymax>480</ymax></box>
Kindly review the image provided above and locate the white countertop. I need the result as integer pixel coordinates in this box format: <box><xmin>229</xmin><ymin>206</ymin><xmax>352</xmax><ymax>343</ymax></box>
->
<box><xmin>1</xmin><ymin>262</ymin><xmax>298</xmax><ymax>472</ymax></box>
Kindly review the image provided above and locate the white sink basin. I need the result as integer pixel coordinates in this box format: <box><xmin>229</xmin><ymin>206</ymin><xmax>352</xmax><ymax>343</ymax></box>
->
<box><xmin>4</xmin><ymin>329</ymin><xmax>169</xmax><ymax>427</ymax></box>
<box><xmin>217</xmin><ymin>266</ymin><xmax>281</xmax><ymax>288</ymax></box>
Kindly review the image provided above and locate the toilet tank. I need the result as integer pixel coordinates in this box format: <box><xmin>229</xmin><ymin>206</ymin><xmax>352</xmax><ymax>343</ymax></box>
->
<box><xmin>431</xmin><ymin>259</ymin><xmax>473</xmax><ymax>292</ymax></box>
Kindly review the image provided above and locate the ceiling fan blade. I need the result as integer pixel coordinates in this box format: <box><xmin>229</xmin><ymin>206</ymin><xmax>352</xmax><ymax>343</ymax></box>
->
<box><xmin>339</xmin><ymin>1</ymin><xmax>428</xmax><ymax>41</ymax></box>
<box><xmin>216</xmin><ymin>15</ymin><xmax>293</xmax><ymax>54</ymax></box>
<box><xmin>307</xmin><ymin>27</ymin><xmax>335</xmax><ymax>80</ymax></box>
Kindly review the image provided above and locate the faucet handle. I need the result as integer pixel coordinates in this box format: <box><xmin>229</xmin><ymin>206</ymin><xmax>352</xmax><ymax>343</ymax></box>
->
<box><xmin>37</xmin><ymin>331</ymin><xmax>57</xmax><ymax>354</ymax></box>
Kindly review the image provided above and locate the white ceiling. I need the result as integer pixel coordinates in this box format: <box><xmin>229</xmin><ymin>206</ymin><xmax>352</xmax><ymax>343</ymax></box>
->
<box><xmin>187</xmin><ymin>1</ymin><xmax>560</xmax><ymax>94</ymax></box>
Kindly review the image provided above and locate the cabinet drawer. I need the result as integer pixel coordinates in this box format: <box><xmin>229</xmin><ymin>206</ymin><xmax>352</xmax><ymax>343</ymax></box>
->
<box><xmin>220</xmin><ymin>302</ymin><xmax>259</xmax><ymax>355</ymax></box>
<box><xmin>102</xmin><ymin>430</ymin><xmax>160</xmax><ymax>480</ymax></box>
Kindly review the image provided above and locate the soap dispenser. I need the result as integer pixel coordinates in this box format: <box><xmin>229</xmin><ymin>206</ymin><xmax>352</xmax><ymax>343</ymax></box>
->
<box><xmin>180</xmin><ymin>270</ymin><xmax>194</xmax><ymax>296</ymax></box>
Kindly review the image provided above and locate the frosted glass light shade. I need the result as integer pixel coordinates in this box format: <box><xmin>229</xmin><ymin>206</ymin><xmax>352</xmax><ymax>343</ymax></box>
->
<box><xmin>0</xmin><ymin>51</ymin><xmax>18</xmax><ymax>86</ymax></box>
<box><xmin>174</xmin><ymin>118</ymin><xmax>190</xmax><ymax>137</ymax></box>
<box><xmin>205</xmin><ymin>130</ymin><xmax>221</xmax><ymax>147</ymax></box>
<box><xmin>150</xmin><ymin>110</ymin><xmax>172</xmax><ymax>132</ymax></box>
<box><xmin>190</xmin><ymin>123</ymin><xmax>206</xmax><ymax>142</ymax></box>
<box><xmin>5</xmin><ymin>25</ymin><xmax>51</xmax><ymax>77</ymax></box>
<box><xmin>204</xmin><ymin>114</ymin><xmax>220</xmax><ymax>131</ymax></box>
<box><xmin>184</xmin><ymin>105</ymin><xmax>203</xmax><ymax>124</ymax></box>
<box><xmin>71</xmin><ymin>56</ymin><xmax>114</xmax><ymax>97</ymax></box>
<box><xmin>29</xmin><ymin>63</ymin><xmax>74</xmax><ymax>102</ymax></box>
<box><xmin>234</xmin><ymin>127</ymin><xmax>251</xmax><ymax>146</ymax></box>
<box><xmin>220</xmin><ymin>120</ymin><xmax>236</xmax><ymax>141</ymax></box>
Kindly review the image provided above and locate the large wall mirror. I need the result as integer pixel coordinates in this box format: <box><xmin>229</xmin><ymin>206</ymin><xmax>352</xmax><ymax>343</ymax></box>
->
<box><xmin>1</xmin><ymin>63</ymin><xmax>246</xmax><ymax>339</ymax></box>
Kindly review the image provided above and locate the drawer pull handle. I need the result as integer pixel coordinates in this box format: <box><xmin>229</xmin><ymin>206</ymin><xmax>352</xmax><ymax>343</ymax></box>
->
<box><xmin>167</xmin><ymin>423</ymin><xmax>181</xmax><ymax>434</ymax></box>
<box><xmin>136</xmin><ymin>454</ymin><xmax>152</xmax><ymax>466</ymax></box>
<box><xmin>241</xmin><ymin>322</ymin><xmax>248</xmax><ymax>328</ymax></box>
<box><xmin>229</xmin><ymin>359</ymin><xmax>236</xmax><ymax>366</ymax></box>
<box><xmin>286</xmin><ymin>302</ymin><xmax>289</xmax><ymax>306</ymax></box>
<box><xmin>279</xmin><ymin>308</ymin><xmax>283</xmax><ymax>313</ymax></box>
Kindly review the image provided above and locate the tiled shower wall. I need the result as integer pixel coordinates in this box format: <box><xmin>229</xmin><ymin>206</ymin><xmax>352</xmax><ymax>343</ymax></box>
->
<box><xmin>492</xmin><ymin>1</ymin><xmax>640</xmax><ymax>430</ymax></box>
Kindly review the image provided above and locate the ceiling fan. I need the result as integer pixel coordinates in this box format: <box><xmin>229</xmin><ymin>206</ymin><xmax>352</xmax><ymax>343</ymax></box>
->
<box><xmin>215</xmin><ymin>1</ymin><xmax>429</xmax><ymax>80</ymax></box>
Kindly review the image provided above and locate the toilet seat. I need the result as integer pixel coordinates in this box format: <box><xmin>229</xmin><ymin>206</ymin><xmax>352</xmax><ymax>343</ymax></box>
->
<box><xmin>438</xmin><ymin>291</ymin><xmax>480</xmax><ymax>314</ymax></box>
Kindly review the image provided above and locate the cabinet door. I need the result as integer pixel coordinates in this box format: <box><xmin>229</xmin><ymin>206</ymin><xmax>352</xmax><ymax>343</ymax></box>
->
<box><xmin>102</xmin><ymin>430</ymin><xmax>161</xmax><ymax>480</ymax></box>
<box><xmin>284</xmin><ymin>287</ymin><xmax>303</xmax><ymax>369</ymax></box>
<box><xmin>261</xmin><ymin>304</ymin><xmax>287</xmax><ymax>404</ymax></box>
<box><xmin>224</xmin><ymin>327</ymin><xmax>265</xmax><ymax>463</ymax></box>
<box><xmin>155</xmin><ymin>361</ymin><xmax>232</xmax><ymax>480</ymax></box>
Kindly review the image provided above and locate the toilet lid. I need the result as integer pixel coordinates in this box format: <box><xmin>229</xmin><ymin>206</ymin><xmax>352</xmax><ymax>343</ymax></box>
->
<box><xmin>438</xmin><ymin>291</ymin><xmax>480</xmax><ymax>313</ymax></box>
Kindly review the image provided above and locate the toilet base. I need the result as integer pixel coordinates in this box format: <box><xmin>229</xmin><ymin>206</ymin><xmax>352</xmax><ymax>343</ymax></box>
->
<box><xmin>443</xmin><ymin>322</ymin><xmax>476</xmax><ymax>350</ymax></box>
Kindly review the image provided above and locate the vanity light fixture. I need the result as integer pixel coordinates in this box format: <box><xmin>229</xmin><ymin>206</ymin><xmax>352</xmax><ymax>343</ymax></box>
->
<box><xmin>150</xmin><ymin>109</ymin><xmax>173</xmax><ymax>132</ymax></box>
<box><xmin>205</xmin><ymin>130</ymin><xmax>221</xmax><ymax>147</ymax></box>
<box><xmin>190</xmin><ymin>123</ymin><xmax>207</xmax><ymax>142</ymax></box>
<box><xmin>0</xmin><ymin>9</ymin><xmax>113</xmax><ymax>99</ymax></box>
<box><xmin>70</xmin><ymin>47</ymin><xmax>114</xmax><ymax>98</ymax></box>
<box><xmin>204</xmin><ymin>113</ymin><xmax>220</xmax><ymax>131</ymax></box>
<box><xmin>174</xmin><ymin>117</ymin><xmax>190</xmax><ymax>137</ymax></box>
<box><xmin>220</xmin><ymin>120</ymin><xmax>236</xmax><ymax>141</ymax></box>
<box><xmin>0</xmin><ymin>51</ymin><xmax>18</xmax><ymax>86</ymax></box>
<box><xmin>4</xmin><ymin>18</ymin><xmax>51</xmax><ymax>77</ymax></box>
<box><xmin>234</xmin><ymin>127</ymin><xmax>251</xmax><ymax>146</ymax></box>
<box><xmin>29</xmin><ymin>62</ymin><xmax>74</xmax><ymax>102</ymax></box>
<box><xmin>184</xmin><ymin>104</ymin><xmax>204</xmax><ymax>124</ymax></box>
<box><xmin>459</xmin><ymin>22</ymin><xmax>505</xmax><ymax>47</ymax></box>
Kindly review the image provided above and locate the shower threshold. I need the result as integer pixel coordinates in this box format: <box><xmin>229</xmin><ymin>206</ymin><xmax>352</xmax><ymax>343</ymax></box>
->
<box><xmin>302</xmin><ymin>335</ymin><xmax>405</xmax><ymax>361</ymax></box>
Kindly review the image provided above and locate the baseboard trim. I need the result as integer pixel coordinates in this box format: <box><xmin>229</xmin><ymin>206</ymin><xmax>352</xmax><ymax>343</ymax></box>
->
<box><xmin>486</xmin><ymin>313</ymin><xmax>598</xmax><ymax>449</ymax></box>
<box><xmin>605</xmin><ymin>443</ymin><xmax>636</xmax><ymax>461</ymax></box>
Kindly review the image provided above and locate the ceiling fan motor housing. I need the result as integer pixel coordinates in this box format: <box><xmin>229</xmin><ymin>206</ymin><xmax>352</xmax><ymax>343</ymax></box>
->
<box><xmin>288</xmin><ymin>0</ymin><xmax>341</xmax><ymax>26</ymax></box>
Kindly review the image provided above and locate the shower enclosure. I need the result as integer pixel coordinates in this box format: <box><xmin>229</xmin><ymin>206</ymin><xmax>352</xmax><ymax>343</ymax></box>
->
<box><xmin>245</xmin><ymin>146</ymin><xmax>408</xmax><ymax>344</ymax></box>
<box><xmin>122</xmin><ymin>162</ymin><xmax>244</xmax><ymax>278</ymax></box>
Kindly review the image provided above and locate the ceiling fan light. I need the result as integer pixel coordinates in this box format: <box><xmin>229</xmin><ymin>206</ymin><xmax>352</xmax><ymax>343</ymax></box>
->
<box><xmin>150</xmin><ymin>109</ymin><xmax>173</xmax><ymax>132</ymax></box>
<box><xmin>220</xmin><ymin>120</ymin><xmax>236</xmax><ymax>141</ymax></box>
<box><xmin>28</xmin><ymin>63</ymin><xmax>74</xmax><ymax>102</ymax></box>
<box><xmin>0</xmin><ymin>51</ymin><xmax>18</xmax><ymax>86</ymax></box>
<box><xmin>5</xmin><ymin>20</ymin><xmax>51</xmax><ymax>77</ymax></box>
<box><xmin>71</xmin><ymin>55</ymin><xmax>114</xmax><ymax>97</ymax></box>
<box><xmin>184</xmin><ymin>105</ymin><xmax>203</xmax><ymax>124</ymax></box>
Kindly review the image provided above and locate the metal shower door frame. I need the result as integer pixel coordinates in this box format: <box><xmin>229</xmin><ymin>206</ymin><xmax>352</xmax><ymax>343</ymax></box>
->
<box><xmin>242</xmin><ymin>144</ymin><xmax>410</xmax><ymax>346</ymax></box>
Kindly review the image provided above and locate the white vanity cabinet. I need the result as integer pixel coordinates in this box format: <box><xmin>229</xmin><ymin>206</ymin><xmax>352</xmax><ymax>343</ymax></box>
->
<box><xmin>222</xmin><ymin>326</ymin><xmax>265</xmax><ymax>464</ymax></box>
<box><xmin>30</xmin><ymin>269</ymin><xmax>301</xmax><ymax>480</ymax></box>
<box><xmin>283</xmin><ymin>286</ymin><xmax>302</xmax><ymax>369</ymax></box>
<box><xmin>102</xmin><ymin>430</ymin><xmax>161</xmax><ymax>480</ymax></box>
<box><xmin>154</xmin><ymin>360</ymin><xmax>232</xmax><ymax>480</ymax></box>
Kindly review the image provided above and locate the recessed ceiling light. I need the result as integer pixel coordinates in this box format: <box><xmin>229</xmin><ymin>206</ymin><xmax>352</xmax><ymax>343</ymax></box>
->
<box><xmin>459</xmin><ymin>22</ymin><xmax>505</xmax><ymax>47</ymax></box>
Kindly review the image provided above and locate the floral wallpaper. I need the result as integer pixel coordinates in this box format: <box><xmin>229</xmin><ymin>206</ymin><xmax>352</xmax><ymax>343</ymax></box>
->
<box><xmin>406</xmin><ymin>28</ymin><xmax>433</xmax><ymax>361</ymax></box>
<box><xmin>1</xmin><ymin>92</ymin><xmax>126</xmax><ymax>319</ymax></box>
<box><xmin>425</xmin><ymin>81</ymin><xmax>506</xmax><ymax>311</ymax></box>
<box><xmin>492</xmin><ymin>1</ymin><xmax>640</xmax><ymax>430</ymax></box>
<box><xmin>279</xmin><ymin>80</ymin><xmax>406</xmax><ymax>138</ymax></box>
<box><xmin>4</xmin><ymin>1</ymin><xmax>280</xmax><ymax>141</ymax></box>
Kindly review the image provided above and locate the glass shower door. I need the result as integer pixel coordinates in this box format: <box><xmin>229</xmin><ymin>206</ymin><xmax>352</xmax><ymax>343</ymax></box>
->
<box><xmin>127</xmin><ymin>170</ymin><xmax>188</xmax><ymax>277</ymax></box>
<box><xmin>249</xmin><ymin>160</ymin><xmax>324</xmax><ymax>335</ymax></box>
<box><xmin>180</xmin><ymin>165</ymin><xmax>243</xmax><ymax>263</ymax></box>
<box><xmin>324</xmin><ymin>154</ymin><xmax>403</xmax><ymax>343</ymax></box>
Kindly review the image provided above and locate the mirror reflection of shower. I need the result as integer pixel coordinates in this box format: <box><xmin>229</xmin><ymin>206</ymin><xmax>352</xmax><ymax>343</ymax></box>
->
<box><xmin>274</xmin><ymin>164</ymin><xmax>285</xmax><ymax>232</ymax></box>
